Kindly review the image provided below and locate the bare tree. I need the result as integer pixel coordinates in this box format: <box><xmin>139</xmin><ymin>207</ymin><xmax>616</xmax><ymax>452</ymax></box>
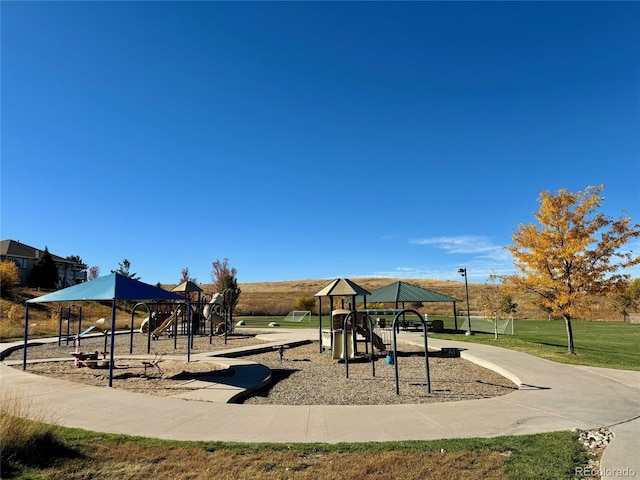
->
<box><xmin>180</xmin><ymin>267</ymin><xmax>197</xmax><ymax>284</ymax></box>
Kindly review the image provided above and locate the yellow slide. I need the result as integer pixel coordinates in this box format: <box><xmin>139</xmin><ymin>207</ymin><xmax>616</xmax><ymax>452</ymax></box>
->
<box><xmin>332</xmin><ymin>331</ymin><xmax>355</xmax><ymax>360</ymax></box>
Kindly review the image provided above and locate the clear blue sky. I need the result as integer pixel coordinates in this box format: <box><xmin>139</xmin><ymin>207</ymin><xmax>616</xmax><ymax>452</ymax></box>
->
<box><xmin>2</xmin><ymin>1</ymin><xmax>639</xmax><ymax>285</ymax></box>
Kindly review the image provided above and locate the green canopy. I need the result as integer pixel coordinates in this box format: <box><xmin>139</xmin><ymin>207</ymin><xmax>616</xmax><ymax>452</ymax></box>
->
<box><xmin>358</xmin><ymin>281</ymin><xmax>460</xmax><ymax>304</ymax></box>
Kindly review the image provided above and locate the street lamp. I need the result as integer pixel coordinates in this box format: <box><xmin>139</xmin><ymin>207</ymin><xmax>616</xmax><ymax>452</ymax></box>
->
<box><xmin>458</xmin><ymin>268</ymin><xmax>471</xmax><ymax>335</ymax></box>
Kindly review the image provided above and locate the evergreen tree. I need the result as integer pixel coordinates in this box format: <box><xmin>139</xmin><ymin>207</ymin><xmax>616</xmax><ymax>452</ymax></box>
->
<box><xmin>111</xmin><ymin>259</ymin><xmax>141</xmax><ymax>280</ymax></box>
<box><xmin>29</xmin><ymin>247</ymin><xmax>58</xmax><ymax>289</ymax></box>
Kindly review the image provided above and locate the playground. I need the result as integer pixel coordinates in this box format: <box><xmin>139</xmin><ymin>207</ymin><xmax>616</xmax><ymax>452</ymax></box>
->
<box><xmin>3</xmin><ymin>275</ymin><xmax>638</xmax><ymax>479</ymax></box>
<box><xmin>13</xmin><ymin>275</ymin><xmax>489</xmax><ymax>399</ymax></box>
<box><xmin>6</xmin><ymin>331</ymin><xmax>517</xmax><ymax>404</ymax></box>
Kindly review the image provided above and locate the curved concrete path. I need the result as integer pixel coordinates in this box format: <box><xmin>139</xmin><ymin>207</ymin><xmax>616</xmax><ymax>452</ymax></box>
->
<box><xmin>1</xmin><ymin>330</ymin><xmax>638</xmax><ymax>477</ymax></box>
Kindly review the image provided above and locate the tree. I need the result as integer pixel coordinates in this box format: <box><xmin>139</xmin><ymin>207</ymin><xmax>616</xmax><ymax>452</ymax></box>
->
<box><xmin>66</xmin><ymin>255</ymin><xmax>87</xmax><ymax>269</ymax></box>
<box><xmin>0</xmin><ymin>261</ymin><xmax>20</xmax><ymax>296</ymax></box>
<box><xmin>477</xmin><ymin>275</ymin><xmax>516</xmax><ymax>339</ymax></box>
<box><xmin>88</xmin><ymin>266</ymin><xmax>100</xmax><ymax>280</ymax></box>
<box><xmin>612</xmin><ymin>278</ymin><xmax>640</xmax><ymax>322</ymax></box>
<box><xmin>211</xmin><ymin>258</ymin><xmax>237</xmax><ymax>293</ymax></box>
<box><xmin>180</xmin><ymin>267</ymin><xmax>197</xmax><ymax>284</ymax></box>
<box><xmin>111</xmin><ymin>259</ymin><xmax>140</xmax><ymax>280</ymax></box>
<box><xmin>28</xmin><ymin>247</ymin><xmax>58</xmax><ymax>289</ymax></box>
<box><xmin>294</xmin><ymin>296</ymin><xmax>316</xmax><ymax>313</ymax></box>
<box><xmin>211</xmin><ymin>258</ymin><xmax>241</xmax><ymax>328</ymax></box>
<box><xmin>506</xmin><ymin>185</ymin><xmax>640</xmax><ymax>354</ymax></box>
<box><xmin>499</xmin><ymin>294</ymin><xmax>518</xmax><ymax>317</ymax></box>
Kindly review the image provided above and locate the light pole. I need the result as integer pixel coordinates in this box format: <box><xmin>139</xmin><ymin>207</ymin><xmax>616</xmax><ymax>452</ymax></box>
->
<box><xmin>458</xmin><ymin>268</ymin><xmax>471</xmax><ymax>335</ymax></box>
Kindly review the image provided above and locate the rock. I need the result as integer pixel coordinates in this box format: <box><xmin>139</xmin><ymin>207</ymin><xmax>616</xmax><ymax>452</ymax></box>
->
<box><xmin>577</xmin><ymin>427</ymin><xmax>614</xmax><ymax>452</ymax></box>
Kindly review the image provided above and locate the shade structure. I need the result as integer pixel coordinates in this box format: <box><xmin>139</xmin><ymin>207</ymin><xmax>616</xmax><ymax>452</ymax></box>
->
<box><xmin>314</xmin><ymin>278</ymin><xmax>371</xmax><ymax>297</ymax></box>
<box><xmin>314</xmin><ymin>278</ymin><xmax>371</xmax><ymax>354</ymax></box>
<box><xmin>23</xmin><ymin>273</ymin><xmax>186</xmax><ymax>386</ymax></box>
<box><xmin>358</xmin><ymin>281</ymin><xmax>459</xmax><ymax>304</ymax></box>
<box><xmin>27</xmin><ymin>273</ymin><xmax>184</xmax><ymax>303</ymax></box>
<box><xmin>171</xmin><ymin>281</ymin><xmax>203</xmax><ymax>294</ymax></box>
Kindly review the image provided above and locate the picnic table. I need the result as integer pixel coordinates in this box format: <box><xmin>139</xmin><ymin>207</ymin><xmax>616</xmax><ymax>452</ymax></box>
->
<box><xmin>399</xmin><ymin>320</ymin><xmax>431</xmax><ymax>331</ymax></box>
<box><xmin>70</xmin><ymin>351</ymin><xmax>108</xmax><ymax>368</ymax></box>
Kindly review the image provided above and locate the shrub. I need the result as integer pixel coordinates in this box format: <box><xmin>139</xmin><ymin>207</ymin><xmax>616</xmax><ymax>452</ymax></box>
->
<box><xmin>0</xmin><ymin>261</ymin><xmax>19</xmax><ymax>296</ymax></box>
<box><xmin>294</xmin><ymin>296</ymin><xmax>316</xmax><ymax>313</ymax></box>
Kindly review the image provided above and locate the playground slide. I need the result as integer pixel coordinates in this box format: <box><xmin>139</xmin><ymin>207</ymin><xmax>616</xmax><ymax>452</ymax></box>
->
<box><xmin>76</xmin><ymin>325</ymin><xmax>97</xmax><ymax>338</ymax></box>
<box><xmin>358</xmin><ymin>326</ymin><xmax>386</xmax><ymax>351</ymax></box>
<box><xmin>209</xmin><ymin>311</ymin><xmax>227</xmax><ymax>335</ymax></box>
<box><xmin>203</xmin><ymin>293</ymin><xmax>224</xmax><ymax>319</ymax></box>
<box><xmin>332</xmin><ymin>331</ymin><xmax>355</xmax><ymax>360</ymax></box>
<box><xmin>151</xmin><ymin>310</ymin><xmax>179</xmax><ymax>338</ymax></box>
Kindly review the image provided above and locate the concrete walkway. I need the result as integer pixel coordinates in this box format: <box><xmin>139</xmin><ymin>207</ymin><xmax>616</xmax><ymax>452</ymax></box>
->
<box><xmin>1</xmin><ymin>329</ymin><xmax>638</xmax><ymax>477</ymax></box>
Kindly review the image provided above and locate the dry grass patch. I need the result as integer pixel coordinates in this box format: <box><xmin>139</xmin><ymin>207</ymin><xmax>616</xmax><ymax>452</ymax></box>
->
<box><xmin>0</xmin><ymin>387</ymin><xmax>77</xmax><ymax>476</ymax></box>
<box><xmin>37</xmin><ymin>442</ymin><xmax>508</xmax><ymax>480</ymax></box>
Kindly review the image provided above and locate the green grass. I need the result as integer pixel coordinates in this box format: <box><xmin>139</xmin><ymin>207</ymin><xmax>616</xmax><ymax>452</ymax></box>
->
<box><xmin>431</xmin><ymin>317</ymin><xmax>640</xmax><ymax>371</ymax></box>
<box><xmin>235</xmin><ymin>315</ymin><xmax>332</xmax><ymax>329</ymax></box>
<box><xmin>236</xmin><ymin>315</ymin><xmax>640</xmax><ymax>370</ymax></box>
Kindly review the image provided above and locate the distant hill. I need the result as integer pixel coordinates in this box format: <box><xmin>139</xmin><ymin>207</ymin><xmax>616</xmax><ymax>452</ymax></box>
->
<box><xmin>175</xmin><ymin>277</ymin><xmax>622</xmax><ymax>321</ymax></box>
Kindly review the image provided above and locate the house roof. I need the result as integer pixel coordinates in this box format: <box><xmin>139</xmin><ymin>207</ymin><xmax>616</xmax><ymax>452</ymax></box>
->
<box><xmin>26</xmin><ymin>273</ymin><xmax>184</xmax><ymax>303</ymax></box>
<box><xmin>359</xmin><ymin>281</ymin><xmax>460</xmax><ymax>303</ymax></box>
<box><xmin>1</xmin><ymin>239</ymin><xmax>73</xmax><ymax>264</ymax></box>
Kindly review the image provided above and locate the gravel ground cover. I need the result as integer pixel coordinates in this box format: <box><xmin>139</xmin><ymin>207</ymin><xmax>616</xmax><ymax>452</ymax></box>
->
<box><xmin>4</xmin><ymin>332</ymin><xmax>518</xmax><ymax>404</ymax></box>
<box><xmin>240</xmin><ymin>342</ymin><xmax>518</xmax><ymax>405</ymax></box>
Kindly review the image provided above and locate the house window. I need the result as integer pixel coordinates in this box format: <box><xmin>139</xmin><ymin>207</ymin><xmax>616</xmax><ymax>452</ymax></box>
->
<box><xmin>8</xmin><ymin>257</ymin><xmax>28</xmax><ymax>269</ymax></box>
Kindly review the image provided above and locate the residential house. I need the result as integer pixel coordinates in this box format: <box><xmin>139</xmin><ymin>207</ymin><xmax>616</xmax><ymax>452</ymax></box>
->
<box><xmin>0</xmin><ymin>239</ymin><xmax>87</xmax><ymax>288</ymax></box>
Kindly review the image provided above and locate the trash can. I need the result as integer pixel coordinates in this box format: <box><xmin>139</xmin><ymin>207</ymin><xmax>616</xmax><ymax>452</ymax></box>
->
<box><xmin>431</xmin><ymin>319</ymin><xmax>444</xmax><ymax>332</ymax></box>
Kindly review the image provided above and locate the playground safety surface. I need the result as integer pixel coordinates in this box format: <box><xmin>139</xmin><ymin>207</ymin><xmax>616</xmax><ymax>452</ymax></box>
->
<box><xmin>4</xmin><ymin>333</ymin><xmax>518</xmax><ymax>405</ymax></box>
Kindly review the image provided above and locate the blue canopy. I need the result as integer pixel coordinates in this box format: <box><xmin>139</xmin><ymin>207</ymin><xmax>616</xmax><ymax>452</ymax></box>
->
<box><xmin>26</xmin><ymin>273</ymin><xmax>183</xmax><ymax>303</ymax></box>
<box><xmin>23</xmin><ymin>273</ymin><xmax>187</xmax><ymax>386</ymax></box>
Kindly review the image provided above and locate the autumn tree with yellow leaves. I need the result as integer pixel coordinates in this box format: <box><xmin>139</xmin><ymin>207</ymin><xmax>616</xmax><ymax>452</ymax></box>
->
<box><xmin>507</xmin><ymin>185</ymin><xmax>640</xmax><ymax>354</ymax></box>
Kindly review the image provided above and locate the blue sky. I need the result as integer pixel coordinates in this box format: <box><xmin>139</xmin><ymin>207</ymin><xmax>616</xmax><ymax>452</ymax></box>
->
<box><xmin>2</xmin><ymin>1</ymin><xmax>639</xmax><ymax>285</ymax></box>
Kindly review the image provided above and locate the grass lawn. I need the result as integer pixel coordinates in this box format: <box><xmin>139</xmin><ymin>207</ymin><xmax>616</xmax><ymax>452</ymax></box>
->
<box><xmin>235</xmin><ymin>315</ymin><xmax>332</xmax><ymax>329</ymax></box>
<box><xmin>429</xmin><ymin>317</ymin><xmax>640</xmax><ymax>371</ymax></box>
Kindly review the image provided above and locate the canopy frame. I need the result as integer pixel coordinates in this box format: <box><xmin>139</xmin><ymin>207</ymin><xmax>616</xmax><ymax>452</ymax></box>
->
<box><xmin>23</xmin><ymin>273</ymin><xmax>186</xmax><ymax>387</ymax></box>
